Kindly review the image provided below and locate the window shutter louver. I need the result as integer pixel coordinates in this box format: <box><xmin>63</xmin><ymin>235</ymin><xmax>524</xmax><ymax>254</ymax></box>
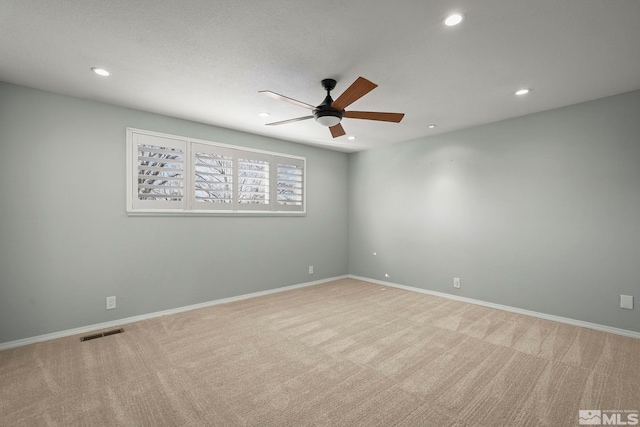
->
<box><xmin>275</xmin><ymin>156</ymin><xmax>304</xmax><ymax>211</ymax></box>
<box><xmin>192</xmin><ymin>144</ymin><xmax>234</xmax><ymax>210</ymax></box>
<box><xmin>237</xmin><ymin>151</ymin><xmax>271</xmax><ymax>210</ymax></box>
<box><xmin>131</xmin><ymin>133</ymin><xmax>186</xmax><ymax>210</ymax></box>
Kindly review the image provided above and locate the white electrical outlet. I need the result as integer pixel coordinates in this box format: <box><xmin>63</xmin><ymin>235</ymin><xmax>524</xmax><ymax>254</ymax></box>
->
<box><xmin>453</xmin><ymin>278</ymin><xmax>461</xmax><ymax>288</ymax></box>
<box><xmin>308</xmin><ymin>265</ymin><xmax>314</xmax><ymax>275</ymax></box>
<box><xmin>106</xmin><ymin>296</ymin><xmax>116</xmax><ymax>310</ymax></box>
<box><xmin>620</xmin><ymin>295</ymin><xmax>633</xmax><ymax>310</ymax></box>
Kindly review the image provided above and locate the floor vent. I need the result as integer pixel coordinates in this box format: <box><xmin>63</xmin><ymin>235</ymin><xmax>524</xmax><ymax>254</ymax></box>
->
<box><xmin>81</xmin><ymin>328</ymin><xmax>124</xmax><ymax>342</ymax></box>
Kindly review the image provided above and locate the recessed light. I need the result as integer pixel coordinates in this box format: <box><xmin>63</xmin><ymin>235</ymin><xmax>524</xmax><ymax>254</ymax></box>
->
<box><xmin>444</xmin><ymin>12</ymin><xmax>464</xmax><ymax>26</ymax></box>
<box><xmin>258</xmin><ymin>112</ymin><xmax>270</xmax><ymax>118</ymax></box>
<box><xmin>91</xmin><ymin>67</ymin><xmax>110</xmax><ymax>77</ymax></box>
<box><xmin>347</xmin><ymin>135</ymin><xmax>356</xmax><ymax>140</ymax></box>
<box><xmin>515</xmin><ymin>88</ymin><xmax>530</xmax><ymax>96</ymax></box>
<box><xmin>428</xmin><ymin>124</ymin><xmax>436</xmax><ymax>129</ymax></box>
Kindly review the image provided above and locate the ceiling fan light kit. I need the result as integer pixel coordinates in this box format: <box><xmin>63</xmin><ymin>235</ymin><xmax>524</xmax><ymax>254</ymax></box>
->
<box><xmin>260</xmin><ymin>77</ymin><xmax>404</xmax><ymax>139</ymax></box>
<box><xmin>315</xmin><ymin>113</ymin><xmax>342</xmax><ymax>127</ymax></box>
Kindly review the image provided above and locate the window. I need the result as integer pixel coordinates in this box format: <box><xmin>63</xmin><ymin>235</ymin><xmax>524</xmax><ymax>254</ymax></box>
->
<box><xmin>126</xmin><ymin>128</ymin><xmax>305</xmax><ymax>215</ymax></box>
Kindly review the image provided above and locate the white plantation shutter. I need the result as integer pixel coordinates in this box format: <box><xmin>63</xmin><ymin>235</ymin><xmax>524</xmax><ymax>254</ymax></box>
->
<box><xmin>192</xmin><ymin>144</ymin><xmax>234</xmax><ymax>210</ymax></box>
<box><xmin>131</xmin><ymin>133</ymin><xmax>186</xmax><ymax>210</ymax></box>
<box><xmin>275</xmin><ymin>156</ymin><xmax>304</xmax><ymax>211</ymax></box>
<box><xmin>127</xmin><ymin>129</ymin><xmax>305</xmax><ymax>215</ymax></box>
<box><xmin>237</xmin><ymin>151</ymin><xmax>270</xmax><ymax>210</ymax></box>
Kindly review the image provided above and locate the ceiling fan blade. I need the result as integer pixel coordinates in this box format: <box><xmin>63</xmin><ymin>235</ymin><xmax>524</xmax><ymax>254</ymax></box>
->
<box><xmin>265</xmin><ymin>116</ymin><xmax>314</xmax><ymax>126</ymax></box>
<box><xmin>259</xmin><ymin>91</ymin><xmax>316</xmax><ymax>110</ymax></box>
<box><xmin>344</xmin><ymin>111</ymin><xmax>405</xmax><ymax>123</ymax></box>
<box><xmin>331</xmin><ymin>77</ymin><xmax>378</xmax><ymax>111</ymax></box>
<box><xmin>329</xmin><ymin>123</ymin><xmax>346</xmax><ymax>138</ymax></box>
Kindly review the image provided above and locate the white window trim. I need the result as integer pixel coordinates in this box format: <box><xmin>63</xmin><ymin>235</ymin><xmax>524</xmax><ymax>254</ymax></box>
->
<box><xmin>126</xmin><ymin>128</ymin><xmax>306</xmax><ymax>216</ymax></box>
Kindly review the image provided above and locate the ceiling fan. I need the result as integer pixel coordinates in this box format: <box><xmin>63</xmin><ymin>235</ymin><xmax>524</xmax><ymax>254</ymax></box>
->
<box><xmin>259</xmin><ymin>77</ymin><xmax>404</xmax><ymax>138</ymax></box>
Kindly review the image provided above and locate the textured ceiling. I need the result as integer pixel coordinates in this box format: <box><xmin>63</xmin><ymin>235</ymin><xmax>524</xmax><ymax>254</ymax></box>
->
<box><xmin>1</xmin><ymin>1</ymin><xmax>639</xmax><ymax>152</ymax></box>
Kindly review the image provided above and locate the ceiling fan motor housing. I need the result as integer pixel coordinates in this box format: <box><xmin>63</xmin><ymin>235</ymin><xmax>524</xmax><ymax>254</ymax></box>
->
<box><xmin>314</xmin><ymin>79</ymin><xmax>343</xmax><ymax>127</ymax></box>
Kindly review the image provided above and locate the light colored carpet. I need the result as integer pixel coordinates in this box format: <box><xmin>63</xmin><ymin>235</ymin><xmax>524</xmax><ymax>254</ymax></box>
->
<box><xmin>1</xmin><ymin>278</ymin><xmax>638</xmax><ymax>426</ymax></box>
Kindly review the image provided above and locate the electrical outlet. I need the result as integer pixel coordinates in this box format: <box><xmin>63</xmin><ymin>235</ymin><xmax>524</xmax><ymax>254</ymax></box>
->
<box><xmin>308</xmin><ymin>265</ymin><xmax>313</xmax><ymax>275</ymax></box>
<box><xmin>453</xmin><ymin>278</ymin><xmax>461</xmax><ymax>289</ymax></box>
<box><xmin>106</xmin><ymin>296</ymin><xmax>116</xmax><ymax>310</ymax></box>
<box><xmin>620</xmin><ymin>295</ymin><xmax>634</xmax><ymax>310</ymax></box>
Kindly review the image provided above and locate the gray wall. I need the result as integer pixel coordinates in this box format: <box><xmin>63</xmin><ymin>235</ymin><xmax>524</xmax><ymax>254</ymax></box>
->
<box><xmin>0</xmin><ymin>82</ymin><xmax>349</xmax><ymax>343</ymax></box>
<box><xmin>349</xmin><ymin>90</ymin><xmax>640</xmax><ymax>332</ymax></box>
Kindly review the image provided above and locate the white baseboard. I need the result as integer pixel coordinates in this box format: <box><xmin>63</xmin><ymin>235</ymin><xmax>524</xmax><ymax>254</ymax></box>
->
<box><xmin>4</xmin><ymin>274</ymin><xmax>636</xmax><ymax>351</ymax></box>
<box><xmin>0</xmin><ymin>275</ymin><xmax>349</xmax><ymax>351</ymax></box>
<box><xmin>349</xmin><ymin>275</ymin><xmax>640</xmax><ymax>340</ymax></box>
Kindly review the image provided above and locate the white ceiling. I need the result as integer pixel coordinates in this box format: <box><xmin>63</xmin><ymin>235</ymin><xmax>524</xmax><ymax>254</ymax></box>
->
<box><xmin>1</xmin><ymin>1</ymin><xmax>639</xmax><ymax>152</ymax></box>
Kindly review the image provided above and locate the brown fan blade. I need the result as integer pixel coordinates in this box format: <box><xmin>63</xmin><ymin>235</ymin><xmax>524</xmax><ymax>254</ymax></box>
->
<box><xmin>343</xmin><ymin>111</ymin><xmax>405</xmax><ymax>123</ymax></box>
<box><xmin>329</xmin><ymin>123</ymin><xmax>346</xmax><ymax>138</ymax></box>
<box><xmin>259</xmin><ymin>91</ymin><xmax>316</xmax><ymax>110</ymax></box>
<box><xmin>265</xmin><ymin>116</ymin><xmax>314</xmax><ymax>126</ymax></box>
<box><xmin>331</xmin><ymin>77</ymin><xmax>378</xmax><ymax>111</ymax></box>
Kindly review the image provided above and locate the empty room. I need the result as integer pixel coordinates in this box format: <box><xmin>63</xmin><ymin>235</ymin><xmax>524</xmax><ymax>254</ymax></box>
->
<box><xmin>1</xmin><ymin>1</ymin><xmax>639</xmax><ymax>426</ymax></box>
